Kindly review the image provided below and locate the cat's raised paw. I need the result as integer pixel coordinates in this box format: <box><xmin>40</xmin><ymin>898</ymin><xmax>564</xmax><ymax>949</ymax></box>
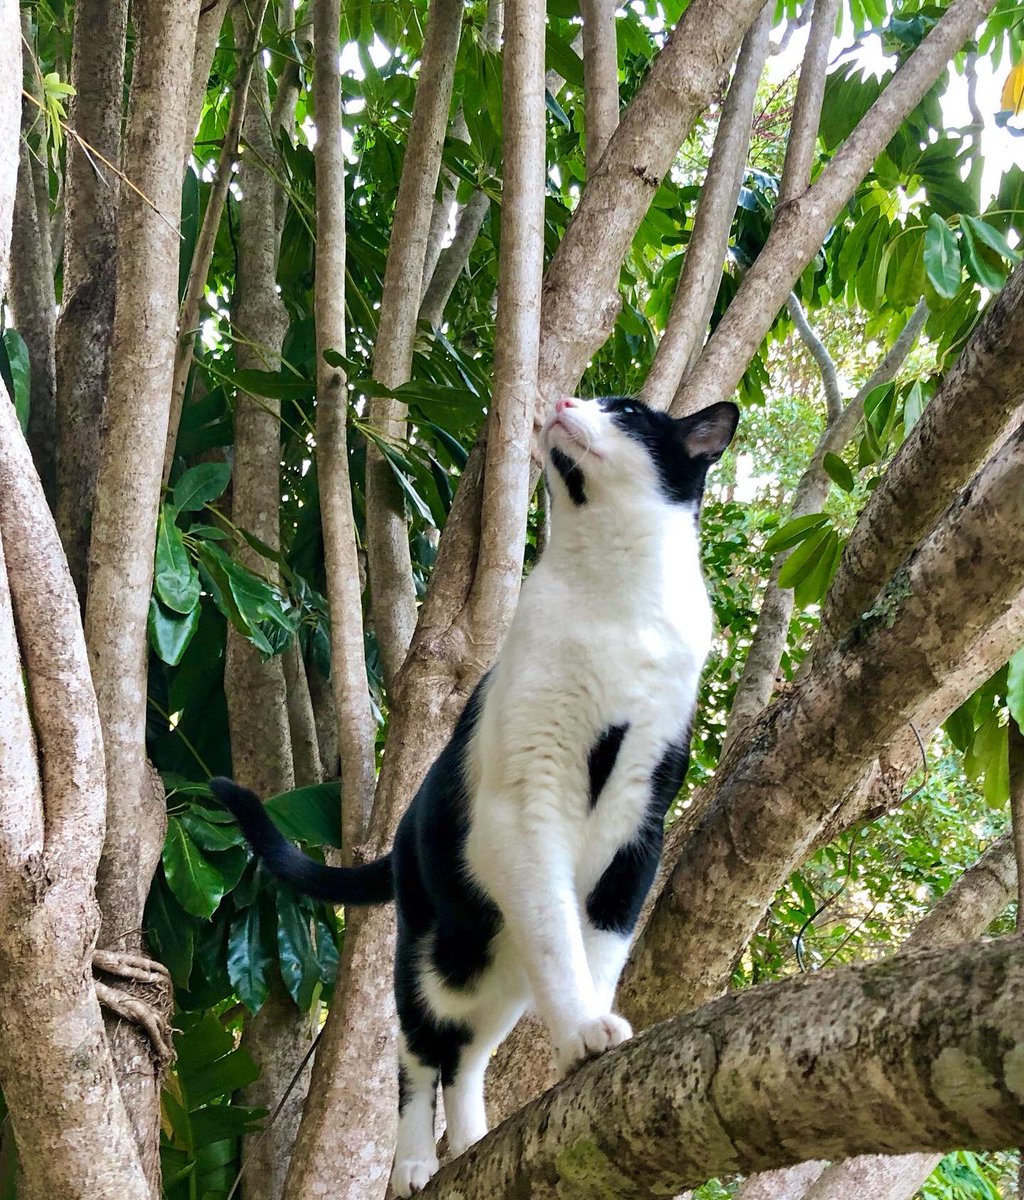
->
<box><xmin>557</xmin><ymin>1013</ymin><xmax>632</xmax><ymax>1074</ymax></box>
<box><xmin>391</xmin><ymin>1155</ymin><xmax>440</xmax><ymax>1197</ymax></box>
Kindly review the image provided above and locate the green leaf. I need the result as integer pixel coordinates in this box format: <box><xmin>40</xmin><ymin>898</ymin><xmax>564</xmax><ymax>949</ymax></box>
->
<box><xmin>181</xmin><ymin>811</ymin><xmax>247</xmax><ymax>853</ymax></box>
<box><xmin>778</xmin><ymin>526</ymin><xmax>832</xmax><ymax>590</ymax></box>
<box><xmin>1008</xmin><ymin>646</ymin><xmax>1024</xmax><ymax>730</ymax></box>
<box><xmin>230</xmin><ymin>368</ymin><xmax>313</xmax><ymax>400</ymax></box>
<box><xmin>227</xmin><ymin>902</ymin><xmax>273</xmax><ymax>1013</ymax></box>
<box><xmin>144</xmin><ymin>868</ymin><xmax>196</xmax><ymax>988</ymax></box>
<box><xmin>944</xmin><ymin>701</ymin><xmax>975</xmax><ymax>754</ymax></box>
<box><xmin>163</xmin><ymin>818</ymin><xmax>230</xmax><ymax>919</ymax></box>
<box><xmin>545</xmin><ymin>88</ymin><xmax>571</xmax><ymax>129</ymax></box>
<box><xmin>763</xmin><ymin>513</ymin><xmax>829</xmax><ymax>557</ymax></box>
<box><xmin>903</xmin><ymin>382</ymin><xmax>925</xmax><ymax>436</ymax></box>
<box><xmin>0</xmin><ymin>329</ymin><xmax>30</xmax><ymax>433</ymax></box>
<box><xmin>959</xmin><ymin>220</ymin><xmax>1006</xmax><ymax>292</ymax></box>
<box><xmin>263</xmin><ymin>781</ymin><xmax>343</xmax><ymax>847</ymax></box>
<box><xmin>148</xmin><ymin>596</ymin><xmax>200</xmax><ymax>666</ymax></box>
<box><xmin>962</xmin><ymin>214</ymin><xmax>1021</xmax><ymax>263</ymax></box>
<box><xmin>189</xmin><ymin>1105</ymin><xmax>265</xmax><ymax>1149</ymax></box>
<box><xmin>822</xmin><ymin>452</ymin><xmax>855</xmax><ymax>493</ymax></box>
<box><xmin>155</xmin><ymin>505</ymin><xmax>201</xmax><ymax>614</ymax></box>
<box><xmin>185</xmin><ymin>1046</ymin><xmax>260</xmax><ymax>1109</ymax></box>
<box><xmin>983</xmin><ymin>721</ymin><xmax>1010</xmax><ymax>808</ymax></box>
<box><xmin>173</xmin><ymin>463</ymin><xmax>232</xmax><ymax>512</ymax></box>
<box><xmin>276</xmin><ymin>891</ymin><xmax>317</xmax><ymax>1010</ymax></box>
<box><xmin>923</xmin><ymin>214</ymin><xmax>961</xmax><ymax>300</ymax></box>
<box><xmin>794</xmin><ymin>530</ymin><xmax>841</xmax><ymax>608</ymax></box>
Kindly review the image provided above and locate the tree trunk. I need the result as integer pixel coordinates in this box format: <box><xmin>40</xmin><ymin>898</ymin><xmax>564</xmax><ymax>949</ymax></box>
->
<box><xmin>82</xmin><ymin>2</ymin><xmax>200</xmax><ymax>1188</ymax></box>
<box><xmin>53</xmin><ymin>0</ymin><xmax>129</xmax><ymax>601</ymax></box>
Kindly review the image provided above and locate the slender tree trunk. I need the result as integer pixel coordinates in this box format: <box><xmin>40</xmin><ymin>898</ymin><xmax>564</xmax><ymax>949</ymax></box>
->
<box><xmin>53</xmin><ymin>0</ymin><xmax>129</xmax><ymax>601</ymax></box>
<box><xmin>364</xmin><ymin>0</ymin><xmax>463</xmax><ymax>690</ymax></box>
<box><xmin>284</xmin><ymin>642</ymin><xmax>323</xmax><ymax>788</ymax></box>
<box><xmin>9</xmin><ymin>24</ymin><xmax>56</xmax><ymax>502</ymax></box>
<box><xmin>641</xmin><ymin>2</ymin><xmax>771</xmax><ymax>410</ymax></box>
<box><xmin>83</xmin><ymin>2</ymin><xmax>201</xmax><ymax>1188</ymax></box>
<box><xmin>581</xmin><ymin>0</ymin><xmax>618</xmax><ymax>174</ymax></box>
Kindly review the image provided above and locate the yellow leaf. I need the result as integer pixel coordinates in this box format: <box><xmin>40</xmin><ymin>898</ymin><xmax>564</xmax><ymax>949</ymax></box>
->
<box><xmin>1001</xmin><ymin>63</ymin><xmax>1024</xmax><ymax>117</ymax></box>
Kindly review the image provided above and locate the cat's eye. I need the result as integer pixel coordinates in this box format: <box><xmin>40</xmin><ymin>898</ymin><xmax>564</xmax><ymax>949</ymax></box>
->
<box><xmin>619</xmin><ymin>404</ymin><xmax>636</xmax><ymax>414</ymax></box>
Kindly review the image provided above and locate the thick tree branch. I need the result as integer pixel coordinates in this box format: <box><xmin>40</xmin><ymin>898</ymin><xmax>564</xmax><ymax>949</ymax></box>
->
<box><xmin>164</xmin><ymin>0</ymin><xmax>269</xmax><ymax>483</ymax></box>
<box><xmin>312</xmin><ymin>0</ymin><xmax>377</xmax><ymax>848</ymax></box>
<box><xmin>364</xmin><ymin>0</ymin><xmax>463</xmax><ymax>692</ymax></box>
<box><xmin>777</xmin><ymin>0</ymin><xmax>838</xmax><ymax>205</ymax></box>
<box><xmin>581</xmin><ymin>0</ymin><xmax>619</xmax><ymax>174</ymax></box>
<box><xmin>819</xmin><ymin>264</ymin><xmax>1024</xmax><ymax>647</ymax></box>
<box><xmin>641</xmin><ymin>3</ymin><xmax>772</xmax><ymax>409</ymax></box>
<box><xmin>621</xmin><ymin>417</ymin><xmax>1024</xmax><ymax>1028</ymax></box>
<box><xmin>423</xmin><ymin>938</ymin><xmax>1024</xmax><ymax>1199</ymax></box>
<box><xmin>53</xmin><ymin>0</ymin><xmax>128</xmax><ymax>601</ymax></box>
<box><xmin>673</xmin><ymin>0</ymin><xmax>998</xmax><ymax>417</ymax></box>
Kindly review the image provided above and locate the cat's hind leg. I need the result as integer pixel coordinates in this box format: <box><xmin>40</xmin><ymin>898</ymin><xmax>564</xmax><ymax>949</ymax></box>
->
<box><xmin>392</xmin><ymin>1040</ymin><xmax>440</xmax><ymax>1198</ymax></box>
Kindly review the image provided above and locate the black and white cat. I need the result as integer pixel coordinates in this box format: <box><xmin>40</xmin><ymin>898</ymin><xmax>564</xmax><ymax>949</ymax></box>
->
<box><xmin>211</xmin><ymin>394</ymin><xmax>738</xmax><ymax>1196</ymax></box>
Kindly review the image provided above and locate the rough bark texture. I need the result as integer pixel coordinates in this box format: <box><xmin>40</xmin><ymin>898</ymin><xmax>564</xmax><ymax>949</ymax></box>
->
<box><xmin>0</xmin><ymin>395</ymin><xmax>150</xmax><ymax>1200</ymax></box>
<box><xmin>724</xmin><ymin>300</ymin><xmax>927</xmax><ymax>748</ymax></box>
<box><xmin>581</xmin><ymin>0</ymin><xmax>619</xmax><ymax>174</ymax></box>
<box><xmin>187</xmin><ymin>0</ymin><xmax>231</xmax><ymax>147</ymax></box>
<box><xmin>312</xmin><ymin>0</ymin><xmax>377</xmax><ymax>850</ymax></box>
<box><xmin>820</xmin><ymin>262</ymin><xmax>1024</xmax><ymax>646</ymax></box>
<box><xmin>738</xmin><ymin>826</ymin><xmax>1018</xmax><ymax>1200</ymax></box>
<box><xmin>364</xmin><ymin>0</ymin><xmax>463</xmax><ymax>690</ymax></box>
<box><xmin>620</xmin><ymin>420</ymin><xmax>1024</xmax><ymax>1032</ymax></box>
<box><xmin>641</xmin><ymin>3</ymin><xmax>772</xmax><ymax>410</ymax></box>
<box><xmin>10</xmin><ymin>37</ymin><xmax>57</xmax><ymax>502</ymax></box>
<box><xmin>421</xmin><ymin>937</ymin><xmax>1024</xmax><ymax>1199</ymax></box>
<box><xmin>54</xmin><ymin>0</ymin><xmax>129</xmax><ymax>601</ymax></box>
<box><xmin>673</xmin><ymin>0</ymin><xmax>998</xmax><ymax>417</ymax></box>
<box><xmin>77</xmin><ymin>6</ymin><xmax>198</xmax><ymax>1189</ymax></box>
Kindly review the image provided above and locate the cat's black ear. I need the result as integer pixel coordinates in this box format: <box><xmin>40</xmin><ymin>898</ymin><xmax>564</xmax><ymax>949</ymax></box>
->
<box><xmin>676</xmin><ymin>402</ymin><xmax>739</xmax><ymax>462</ymax></box>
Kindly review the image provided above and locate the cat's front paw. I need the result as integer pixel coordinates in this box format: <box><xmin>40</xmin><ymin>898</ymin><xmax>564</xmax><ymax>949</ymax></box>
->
<box><xmin>556</xmin><ymin>1012</ymin><xmax>632</xmax><ymax>1075</ymax></box>
<box><xmin>391</xmin><ymin>1154</ymin><xmax>440</xmax><ymax>1197</ymax></box>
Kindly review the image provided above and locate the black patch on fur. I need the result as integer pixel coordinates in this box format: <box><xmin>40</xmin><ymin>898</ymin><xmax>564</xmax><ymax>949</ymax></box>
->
<box><xmin>391</xmin><ymin>674</ymin><xmax>504</xmax><ymax>1083</ymax></box>
<box><xmin>599</xmin><ymin>396</ymin><xmax>735</xmax><ymax>507</ymax></box>
<box><xmin>585</xmin><ymin>733</ymin><xmax>691</xmax><ymax>935</ymax></box>
<box><xmin>549</xmin><ymin>446</ymin><xmax>587</xmax><ymax>506</ymax></box>
<box><xmin>588</xmin><ymin>723</ymin><xmax>629</xmax><ymax>810</ymax></box>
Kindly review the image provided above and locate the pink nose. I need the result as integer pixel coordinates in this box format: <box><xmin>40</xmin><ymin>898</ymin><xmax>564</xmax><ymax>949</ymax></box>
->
<box><xmin>555</xmin><ymin>396</ymin><xmax>579</xmax><ymax>414</ymax></box>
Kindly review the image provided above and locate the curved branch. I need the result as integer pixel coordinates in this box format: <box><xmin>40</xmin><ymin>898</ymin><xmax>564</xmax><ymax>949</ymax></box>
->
<box><xmin>641</xmin><ymin>2</ymin><xmax>772</xmax><ymax>409</ymax></box>
<box><xmin>785</xmin><ymin>293</ymin><xmax>842</xmax><ymax>421</ymax></box>
<box><xmin>424</xmin><ymin>937</ymin><xmax>1024</xmax><ymax>1199</ymax></box>
<box><xmin>673</xmin><ymin>0</ymin><xmax>999</xmax><ymax>417</ymax></box>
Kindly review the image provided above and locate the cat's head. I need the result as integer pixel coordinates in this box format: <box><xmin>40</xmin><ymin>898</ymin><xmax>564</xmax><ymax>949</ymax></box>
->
<box><xmin>542</xmin><ymin>396</ymin><xmax>739</xmax><ymax>511</ymax></box>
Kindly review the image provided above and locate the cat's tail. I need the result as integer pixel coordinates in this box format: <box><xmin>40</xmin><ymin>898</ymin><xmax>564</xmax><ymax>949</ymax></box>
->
<box><xmin>209</xmin><ymin>777</ymin><xmax>394</xmax><ymax>905</ymax></box>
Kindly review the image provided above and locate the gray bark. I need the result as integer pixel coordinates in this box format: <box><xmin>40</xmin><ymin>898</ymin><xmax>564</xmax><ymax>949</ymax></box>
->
<box><xmin>581</xmin><ymin>0</ymin><xmax>619</xmax><ymax>174</ymax></box>
<box><xmin>421</xmin><ymin>937</ymin><xmax>1024</xmax><ymax>1199</ymax></box>
<box><xmin>53</xmin><ymin>0</ymin><xmax>129</xmax><ymax>601</ymax></box>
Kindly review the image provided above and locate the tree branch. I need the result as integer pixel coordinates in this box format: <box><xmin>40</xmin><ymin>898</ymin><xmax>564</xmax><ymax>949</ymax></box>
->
<box><xmin>673</xmin><ymin>0</ymin><xmax>998</xmax><ymax>417</ymax></box>
<box><xmin>785</xmin><ymin>294</ymin><xmax>842</xmax><ymax>421</ymax></box>
<box><xmin>423</xmin><ymin>937</ymin><xmax>1024</xmax><ymax>1199</ymax></box>
<box><xmin>777</xmin><ymin>0</ymin><xmax>837</xmax><ymax>205</ymax></box>
<box><xmin>641</xmin><ymin>2</ymin><xmax>772</xmax><ymax>410</ymax></box>
<box><xmin>164</xmin><ymin>0</ymin><xmax>269</xmax><ymax>483</ymax></box>
<box><xmin>364</xmin><ymin>0</ymin><xmax>463</xmax><ymax>692</ymax></box>
<box><xmin>581</xmin><ymin>0</ymin><xmax>619</xmax><ymax>174</ymax></box>
<box><xmin>313</xmin><ymin>0</ymin><xmax>377</xmax><ymax>848</ymax></box>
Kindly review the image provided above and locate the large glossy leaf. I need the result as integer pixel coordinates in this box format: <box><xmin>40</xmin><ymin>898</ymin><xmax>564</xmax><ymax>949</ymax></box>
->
<box><xmin>263</xmin><ymin>781</ymin><xmax>343</xmax><ymax>847</ymax></box>
<box><xmin>163</xmin><ymin>818</ymin><xmax>230</xmax><ymax>919</ymax></box>
<box><xmin>276</xmin><ymin>891</ymin><xmax>317</xmax><ymax>1010</ymax></box>
<box><xmin>173</xmin><ymin>462</ymin><xmax>232</xmax><ymax>512</ymax></box>
<box><xmin>1008</xmin><ymin>646</ymin><xmax>1024</xmax><ymax>730</ymax></box>
<box><xmin>778</xmin><ymin>526</ymin><xmax>833</xmax><ymax>591</ymax></box>
<box><xmin>923</xmin><ymin>214</ymin><xmax>961</xmax><ymax>299</ymax></box>
<box><xmin>822</xmin><ymin>452</ymin><xmax>855</xmax><ymax>494</ymax></box>
<box><xmin>155</xmin><ymin>506</ymin><xmax>200</xmax><ymax>614</ymax></box>
<box><xmin>763</xmin><ymin>513</ymin><xmax>828</xmax><ymax>557</ymax></box>
<box><xmin>145</xmin><ymin>869</ymin><xmax>196</xmax><ymax>988</ymax></box>
<box><xmin>227</xmin><ymin>901</ymin><xmax>273</xmax><ymax>1013</ymax></box>
<box><xmin>148</xmin><ymin>596</ymin><xmax>200</xmax><ymax>666</ymax></box>
<box><xmin>0</xmin><ymin>328</ymin><xmax>30</xmax><ymax>433</ymax></box>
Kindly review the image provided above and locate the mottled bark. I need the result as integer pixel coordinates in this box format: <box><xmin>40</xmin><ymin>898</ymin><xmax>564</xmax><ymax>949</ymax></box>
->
<box><xmin>641</xmin><ymin>3</ymin><xmax>771</xmax><ymax>409</ymax></box>
<box><xmin>0</xmin><ymin>393</ymin><xmax>149</xmax><ymax>1200</ymax></box>
<box><xmin>419</xmin><ymin>189</ymin><xmax>491</xmax><ymax>328</ymax></box>
<box><xmin>83</xmin><ymin>2</ymin><xmax>200</xmax><ymax>1187</ymax></box>
<box><xmin>820</xmin><ymin>263</ymin><xmax>1024</xmax><ymax>647</ymax></box>
<box><xmin>364</xmin><ymin>0</ymin><xmax>463</xmax><ymax>691</ymax></box>
<box><xmin>311</xmin><ymin>0</ymin><xmax>376</xmax><ymax>852</ymax></box>
<box><xmin>54</xmin><ymin>0</ymin><xmax>128</xmax><ymax>601</ymax></box>
<box><xmin>284</xmin><ymin>642</ymin><xmax>322</xmax><ymax>788</ymax></box>
<box><xmin>673</xmin><ymin>0</ymin><xmax>998</xmax><ymax>417</ymax></box>
<box><xmin>9</xmin><ymin>28</ymin><xmax>56</xmax><ymax>502</ymax></box>
<box><xmin>581</xmin><ymin>0</ymin><xmax>618</xmax><ymax>174</ymax></box>
<box><xmin>422</xmin><ymin>938</ymin><xmax>1024</xmax><ymax>1199</ymax></box>
<box><xmin>621</xmin><ymin>421</ymin><xmax>1024</xmax><ymax>1030</ymax></box>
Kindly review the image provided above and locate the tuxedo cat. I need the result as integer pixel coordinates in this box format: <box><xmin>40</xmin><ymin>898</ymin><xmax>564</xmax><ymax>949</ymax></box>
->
<box><xmin>211</xmin><ymin>394</ymin><xmax>738</xmax><ymax>1196</ymax></box>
